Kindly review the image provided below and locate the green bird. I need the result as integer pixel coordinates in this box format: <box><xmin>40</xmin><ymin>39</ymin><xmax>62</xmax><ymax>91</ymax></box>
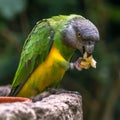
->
<box><xmin>9</xmin><ymin>14</ymin><xmax>99</xmax><ymax>97</ymax></box>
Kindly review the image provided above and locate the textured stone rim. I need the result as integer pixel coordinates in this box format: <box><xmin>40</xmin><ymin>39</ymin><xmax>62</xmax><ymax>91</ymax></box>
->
<box><xmin>0</xmin><ymin>96</ymin><xmax>32</xmax><ymax>103</ymax></box>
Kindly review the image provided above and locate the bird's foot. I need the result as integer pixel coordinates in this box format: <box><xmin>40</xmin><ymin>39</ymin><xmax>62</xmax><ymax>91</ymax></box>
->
<box><xmin>48</xmin><ymin>88</ymin><xmax>80</xmax><ymax>95</ymax></box>
<box><xmin>32</xmin><ymin>91</ymin><xmax>50</xmax><ymax>102</ymax></box>
<box><xmin>70</xmin><ymin>57</ymin><xmax>83</xmax><ymax>71</ymax></box>
<box><xmin>70</xmin><ymin>52</ymin><xmax>97</xmax><ymax>71</ymax></box>
<box><xmin>32</xmin><ymin>88</ymin><xmax>80</xmax><ymax>102</ymax></box>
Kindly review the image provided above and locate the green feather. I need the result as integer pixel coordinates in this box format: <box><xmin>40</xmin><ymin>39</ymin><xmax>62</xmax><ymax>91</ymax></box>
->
<box><xmin>10</xmin><ymin>19</ymin><xmax>54</xmax><ymax>94</ymax></box>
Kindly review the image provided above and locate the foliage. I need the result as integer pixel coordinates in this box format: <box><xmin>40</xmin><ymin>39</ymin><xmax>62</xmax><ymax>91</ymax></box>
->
<box><xmin>0</xmin><ymin>0</ymin><xmax>26</xmax><ymax>20</ymax></box>
<box><xmin>0</xmin><ymin>0</ymin><xmax>120</xmax><ymax>120</ymax></box>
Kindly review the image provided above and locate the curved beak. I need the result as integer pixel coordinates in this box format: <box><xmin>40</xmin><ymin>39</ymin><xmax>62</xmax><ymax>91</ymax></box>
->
<box><xmin>80</xmin><ymin>43</ymin><xmax>95</xmax><ymax>57</ymax></box>
<box><xmin>84</xmin><ymin>44</ymin><xmax>94</xmax><ymax>56</ymax></box>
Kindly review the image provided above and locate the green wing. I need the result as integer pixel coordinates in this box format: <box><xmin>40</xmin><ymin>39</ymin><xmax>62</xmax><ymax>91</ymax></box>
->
<box><xmin>10</xmin><ymin>19</ymin><xmax>54</xmax><ymax>95</ymax></box>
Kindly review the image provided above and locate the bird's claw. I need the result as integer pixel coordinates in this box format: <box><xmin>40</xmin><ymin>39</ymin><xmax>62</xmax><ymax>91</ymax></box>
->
<box><xmin>32</xmin><ymin>88</ymin><xmax>80</xmax><ymax>102</ymax></box>
<box><xmin>48</xmin><ymin>88</ymin><xmax>80</xmax><ymax>95</ymax></box>
<box><xmin>32</xmin><ymin>91</ymin><xmax>50</xmax><ymax>102</ymax></box>
<box><xmin>70</xmin><ymin>57</ymin><xmax>83</xmax><ymax>71</ymax></box>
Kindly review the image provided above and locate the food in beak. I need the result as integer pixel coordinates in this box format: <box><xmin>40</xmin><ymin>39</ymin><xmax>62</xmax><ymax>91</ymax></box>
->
<box><xmin>79</xmin><ymin>52</ymin><xmax>96</xmax><ymax>69</ymax></box>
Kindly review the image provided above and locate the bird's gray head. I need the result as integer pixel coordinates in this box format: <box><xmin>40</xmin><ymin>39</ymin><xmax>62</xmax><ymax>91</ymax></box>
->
<box><xmin>63</xmin><ymin>17</ymin><xmax>100</xmax><ymax>56</ymax></box>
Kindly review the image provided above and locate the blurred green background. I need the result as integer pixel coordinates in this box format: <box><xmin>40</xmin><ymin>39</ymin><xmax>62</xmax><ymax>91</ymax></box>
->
<box><xmin>0</xmin><ymin>0</ymin><xmax>120</xmax><ymax>120</ymax></box>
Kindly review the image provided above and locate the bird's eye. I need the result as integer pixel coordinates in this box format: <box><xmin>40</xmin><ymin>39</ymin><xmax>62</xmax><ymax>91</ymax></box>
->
<box><xmin>77</xmin><ymin>33</ymin><xmax>81</xmax><ymax>38</ymax></box>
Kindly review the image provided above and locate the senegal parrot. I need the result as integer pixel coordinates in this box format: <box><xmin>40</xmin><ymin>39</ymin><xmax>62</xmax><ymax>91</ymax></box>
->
<box><xmin>9</xmin><ymin>14</ymin><xmax>99</xmax><ymax>98</ymax></box>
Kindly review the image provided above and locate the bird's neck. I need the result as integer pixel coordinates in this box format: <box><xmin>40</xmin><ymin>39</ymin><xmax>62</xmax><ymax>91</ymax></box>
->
<box><xmin>54</xmin><ymin>40</ymin><xmax>75</xmax><ymax>61</ymax></box>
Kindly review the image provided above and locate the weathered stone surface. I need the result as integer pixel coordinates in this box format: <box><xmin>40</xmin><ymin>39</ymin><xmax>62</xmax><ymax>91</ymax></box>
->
<box><xmin>0</xmin><ymin>102</ymin><xmax>36</xmax><ymax>120</ymax></box>
<box><xmin>0</xmin><ymin>86</ymin><xmax>83</xmax><ymax>120</ymax></box>
<box><xmin>32</xmin><ymin>93</ymin><xmax>83</xmax><ymax>120</ymax></box>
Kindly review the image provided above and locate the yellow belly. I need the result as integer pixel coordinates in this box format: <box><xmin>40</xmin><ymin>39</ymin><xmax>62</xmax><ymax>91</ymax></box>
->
<box><xmin>17</xmin><ymin>46</ymin><xmax>67</xmax><ymax>97</ymax></box>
